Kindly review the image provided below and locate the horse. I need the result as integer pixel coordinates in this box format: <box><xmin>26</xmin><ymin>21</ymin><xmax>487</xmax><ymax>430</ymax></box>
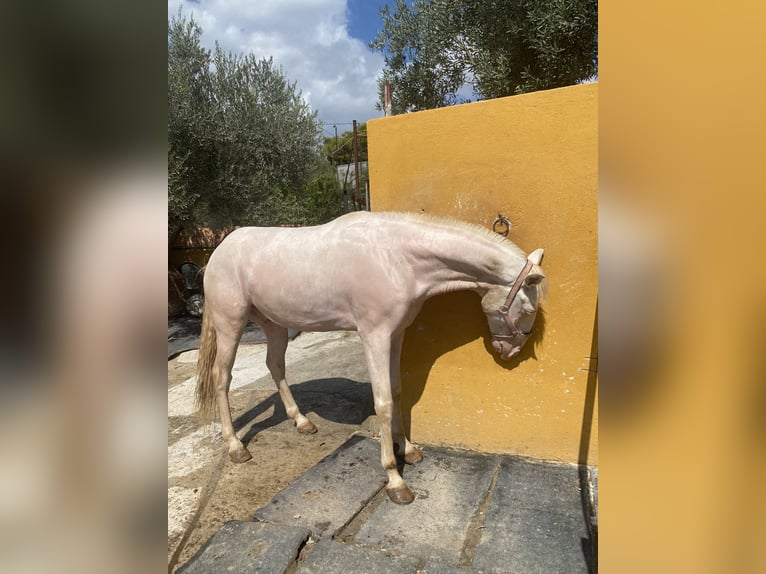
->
<box><xmin>195</xmin><ymin>211</ymin><xmax>546</xmax><ymax>504</ymax></box>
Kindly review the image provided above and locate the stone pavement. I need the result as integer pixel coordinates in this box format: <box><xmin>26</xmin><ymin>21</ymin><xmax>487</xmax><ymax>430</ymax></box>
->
<box><xmin>168</xmin><ymin>330</ymin><xmax>376</xmax><ymax>571</ymax></box>
<box><xmin>168</xmin><ymin>325</ymin><xmax>597</xmax><ymax>573</ymax></box>
<box><xmin>178</xmin><ymin>435</ymin><xmax>597</xmax><ymax>574</ymax></box>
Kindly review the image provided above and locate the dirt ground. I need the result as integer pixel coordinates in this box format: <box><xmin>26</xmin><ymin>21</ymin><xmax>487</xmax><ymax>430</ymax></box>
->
<box><xmin>167</xmin><ymin>332</ymin><xmax>377</xmax><ymax>572</ymax></box>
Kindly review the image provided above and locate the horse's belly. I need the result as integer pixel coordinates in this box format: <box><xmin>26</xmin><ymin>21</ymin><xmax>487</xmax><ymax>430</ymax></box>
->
<box><xmin>247</xmin><ymin>288</ymin><xmax>357</xmax><ymax>332</ymax></box>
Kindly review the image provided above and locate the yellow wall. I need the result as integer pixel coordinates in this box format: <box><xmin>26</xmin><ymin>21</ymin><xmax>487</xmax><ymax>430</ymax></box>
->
<box><xmin>367</xmin><ymin>83</ymin><xmax>598</xmax><ymax>464</ymax></box>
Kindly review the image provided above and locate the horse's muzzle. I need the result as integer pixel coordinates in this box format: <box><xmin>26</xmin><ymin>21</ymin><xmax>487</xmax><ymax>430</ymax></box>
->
<box><xmin>492</xmin><ymin>339</ymin><xmax>521</xmax><ymax>360</ymax></box>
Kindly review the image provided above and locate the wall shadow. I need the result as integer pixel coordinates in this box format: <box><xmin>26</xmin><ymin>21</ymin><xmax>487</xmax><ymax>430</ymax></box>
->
<box><xmin>577</xmin><ymin>301</ymin><xmax>598</xmax><ymax>466</ymax></box>
<box><xmin>399</xmin><ymin>290</ymin><xmax>548</xmax><ymax>437</ymax></box>
<box><xmin>232</xmin><ymin>377</ymin><xmax>374</xmax><ymax>447</ymax></box>
<box><xmin>577</xmin><ymin>301</ymin><xmax>598</xmax><ymax>573</ymax></box>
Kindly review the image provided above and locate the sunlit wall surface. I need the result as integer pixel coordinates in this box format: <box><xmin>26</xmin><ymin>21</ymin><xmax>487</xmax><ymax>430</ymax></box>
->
<box><xmin>368</xmin><ymin>83</ymin><xmax>598</xmax><ymax>464</ymax></box>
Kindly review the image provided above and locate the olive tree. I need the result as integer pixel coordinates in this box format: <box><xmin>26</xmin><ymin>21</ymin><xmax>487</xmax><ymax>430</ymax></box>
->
<box><xmin>371</xmin><ymin>0</ymin><xmax>598</xmax><ymax>113</ymax></box>
<box><xmin>168</xmin><ymin>13</ymin><xmax>332</xmax><ymax>238</ymax></box>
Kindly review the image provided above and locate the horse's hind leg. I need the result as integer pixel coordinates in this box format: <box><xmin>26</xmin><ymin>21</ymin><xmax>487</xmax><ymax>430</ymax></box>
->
<box><xmin>260</xmin><ymin>319</ymin><xmax>317</xmax><ymax>434</ymax></box>
<box><xmin>214</xmin><ymin>314</ymin><xmax>251</xmax><ymax>462</ymax></box>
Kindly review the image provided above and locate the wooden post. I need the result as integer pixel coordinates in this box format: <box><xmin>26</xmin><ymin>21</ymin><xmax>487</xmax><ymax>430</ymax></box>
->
<box><xmin>352</xmin><ymin>120</ymin><xmax>360</xmax><ymax>210</ymax></box>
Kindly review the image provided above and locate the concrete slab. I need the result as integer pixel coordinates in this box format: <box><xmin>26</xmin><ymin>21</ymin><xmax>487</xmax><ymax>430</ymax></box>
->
<box><xmin>168</xmin><ymin>486</ymin><xmax>203</xmax><ymax>543</ymax></box>
<box><xmin>168</xmin><ymin>378</ymin><xmax>199</xmax><ymax>417</ymax></box>
<box><xmin>354</xmin><ymin>446</ymin><xmax>499</xmax><ymax>566</ymax></box>
<box><xmin>168</xmin><ymin>426</ymin><xmax>222</xmax><ymax>478</ymax></box>
<box><xmin>472</xmin><ymin>457</ymin><xmax>592</xmax><ymax>574</ymax></box>
<box><xmin>420</xmin><ymin>562</ymin><xmax>471</xmax><ymax>573</ymax></box>
<box><xmin>254</xmin><ymin>434</ymin><xmax>387</xmax><ymax>538</ymax></box>
<box><xmin>176</xmin><ymin>349</ymin><xmax>198</xmax><ymax>363</ymax></box>
<box><xmin>229</xmin><ymin>346</ymin><xmax>272</xmax><ymax>391</ymax></box>
<box><xmin>176</xmin><ymin>520</ymin><xmax>310</xmax><ymax>574</ymax></box>
<box><xmin>296</xmin><ymin>539</ymin><xmax>421</xmax><ymax>574</ymax></box>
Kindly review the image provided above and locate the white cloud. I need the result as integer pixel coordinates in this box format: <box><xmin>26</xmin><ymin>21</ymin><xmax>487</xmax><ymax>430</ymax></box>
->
<box><xmin>168</xmin><ymin>0</ymin><xmax>385</xmax><ymax>126</ymax></box>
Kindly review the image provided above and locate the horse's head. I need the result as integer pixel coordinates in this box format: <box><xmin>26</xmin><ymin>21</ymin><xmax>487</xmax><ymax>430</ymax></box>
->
<box><xmin>481</xmin><ymin>248</ymin><xmax>546</xmax><ymax>360</ymax></box>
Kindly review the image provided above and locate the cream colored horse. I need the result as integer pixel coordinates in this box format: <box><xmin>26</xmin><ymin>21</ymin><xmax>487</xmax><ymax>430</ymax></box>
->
<box><xmin>196</xmin><ymin>211</ymin><xmax>546</xmax><ymax>504</ymax></box>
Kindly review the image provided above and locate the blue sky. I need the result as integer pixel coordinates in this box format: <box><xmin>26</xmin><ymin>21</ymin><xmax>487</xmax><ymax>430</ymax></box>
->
<box><xmin>168</xmin><ymin>1</ymin><xmax>402</xmax><ymax>129</ymax></box>
<box><xmin>346</xmin><ymin>0</ymin><xmax>391</xmax><ymax>45</ymax></box>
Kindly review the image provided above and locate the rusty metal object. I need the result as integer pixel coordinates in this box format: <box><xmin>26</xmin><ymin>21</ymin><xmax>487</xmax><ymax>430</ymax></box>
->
<box><xmin>492</xmin><ymin>214</ymin><xmax>512</xmax><ymax>237</ymax></box>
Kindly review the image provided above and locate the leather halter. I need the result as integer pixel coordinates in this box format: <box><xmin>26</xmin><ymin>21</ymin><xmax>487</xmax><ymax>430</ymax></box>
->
<box><xmin>494</xmin><ymin>259</ymin><xmax>535</xmax><ymax>340</ymax></box>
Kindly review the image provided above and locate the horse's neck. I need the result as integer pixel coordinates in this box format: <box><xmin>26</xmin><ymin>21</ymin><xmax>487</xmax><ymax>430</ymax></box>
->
<box><xmin>409</xmin><ymin>224</ymin><xmax>524</xmax><ymax>296</ymax></box>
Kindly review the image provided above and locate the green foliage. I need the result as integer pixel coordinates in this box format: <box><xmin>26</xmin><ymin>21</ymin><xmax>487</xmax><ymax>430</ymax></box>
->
<box><xmin>168</xmin><ymin>12</ymin><xmax>339</xmax><ymax>238</ymax></box>
<box><xmin>321</xmin><ymin>123</ymin><xmax>368</xmax><ymax>165</ymax></box>
<box><xmin>168</xmin><ymin>15</ymin><xmax>216</xmax><ymax>236</ymax></box>
<box><xmin>371</xmin><ymin>0</ymin><xmax>598</xmax><ymax>113</ymax></box>
<box><xmin>301</xmin><ymin>165</ymin><xmax>346</xmax><ymax>224</ymax></box>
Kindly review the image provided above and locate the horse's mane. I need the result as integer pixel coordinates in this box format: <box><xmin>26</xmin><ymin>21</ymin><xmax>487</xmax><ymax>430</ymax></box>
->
<box><xmin>381</xmin><ymin>211</ymin><xmax>548</xmax><ymax>302</ymax></box>
<box><xmin>383</xmin><ymin>211</ymin><xmax>528</xmax><ymax>260</ymax></box>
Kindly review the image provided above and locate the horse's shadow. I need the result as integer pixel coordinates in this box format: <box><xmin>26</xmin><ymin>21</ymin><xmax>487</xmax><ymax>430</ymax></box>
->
<box><xmin>232</xmin><ymin>377</ymin><xmax>375</xmax><ymax>447</ymax></box>
<box><xmin>229</xmin><ymin>292</ymin><xmax>547</xmax><ymax>450</ymax></box>
<box><xmin>399</xmin><ymin>290</ymin><xmax>548</xmax><ymax>436</ymax></box>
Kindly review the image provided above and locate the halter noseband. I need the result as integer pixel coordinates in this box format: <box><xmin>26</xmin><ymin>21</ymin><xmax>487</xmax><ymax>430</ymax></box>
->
<box><xmin>494</xmin><ymin>259</ymin><xmax>535</xmax><ymax>340</ymax></box>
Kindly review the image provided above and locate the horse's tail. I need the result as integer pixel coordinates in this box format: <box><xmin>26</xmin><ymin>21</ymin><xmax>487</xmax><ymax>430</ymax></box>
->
<box><xmin>195</xmin><ymin>305</ymin><xmax>218</xmax><ymax>422</ymax></box>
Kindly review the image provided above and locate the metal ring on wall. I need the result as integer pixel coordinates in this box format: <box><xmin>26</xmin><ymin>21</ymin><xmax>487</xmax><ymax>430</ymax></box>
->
<box><xmin>492</xmin><ymin>214</ymin><xmax>512</xmax><ymax>237</ymax></box>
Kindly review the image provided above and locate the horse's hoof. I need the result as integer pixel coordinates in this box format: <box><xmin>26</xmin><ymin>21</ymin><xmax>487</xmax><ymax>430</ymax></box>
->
<box><xmin>386</xmin><ymin>484</ymin><xmax>415</xmax><ymax>505</ymax></box>
<box><xmin>404</xmin><ymin>447</ymin><xmax>424</xmax><ymax>465</ymax></box>
<box><xmin>229</xmin><ymin>447</ymin><xmax>252</xmax><ymax>463</ymax></box>
<box><xmin>297</xmin><ymin>419</ymin><xmax>318</xmax><ymax>434</ymax></box>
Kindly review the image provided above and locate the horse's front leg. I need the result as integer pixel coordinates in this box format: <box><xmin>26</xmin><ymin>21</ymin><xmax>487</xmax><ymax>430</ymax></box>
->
<box><xmin>361</xmin><ymin>330</ymin><xmax>414</xmax><ymax>505</ymax></box>
<box><xmin>390</xmin><ymin>331</ymin><xmax>423</xmax><ymax>465</ymax></box>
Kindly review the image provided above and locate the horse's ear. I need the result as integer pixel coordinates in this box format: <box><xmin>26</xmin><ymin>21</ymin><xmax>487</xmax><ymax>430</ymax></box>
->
<box><xmin>527</xmin><ymin>248</ymin><xmax>544</xmax><ymax>265</ymax></box>
<box><xmin>525</xmin><ymin>270</ymin><xmax>546</xmax><ymax>286</ymax></box>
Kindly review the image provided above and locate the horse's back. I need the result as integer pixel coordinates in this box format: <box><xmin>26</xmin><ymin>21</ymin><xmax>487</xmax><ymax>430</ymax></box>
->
<box><xmin>208</xmin><ymin>212</ymin><xmax>391</xmax><ymax>273</ymax></box>
<box><xmin>203</xmin><ymin>213</ymin><xmax>409</xmax><ymax>329</ymax></box>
